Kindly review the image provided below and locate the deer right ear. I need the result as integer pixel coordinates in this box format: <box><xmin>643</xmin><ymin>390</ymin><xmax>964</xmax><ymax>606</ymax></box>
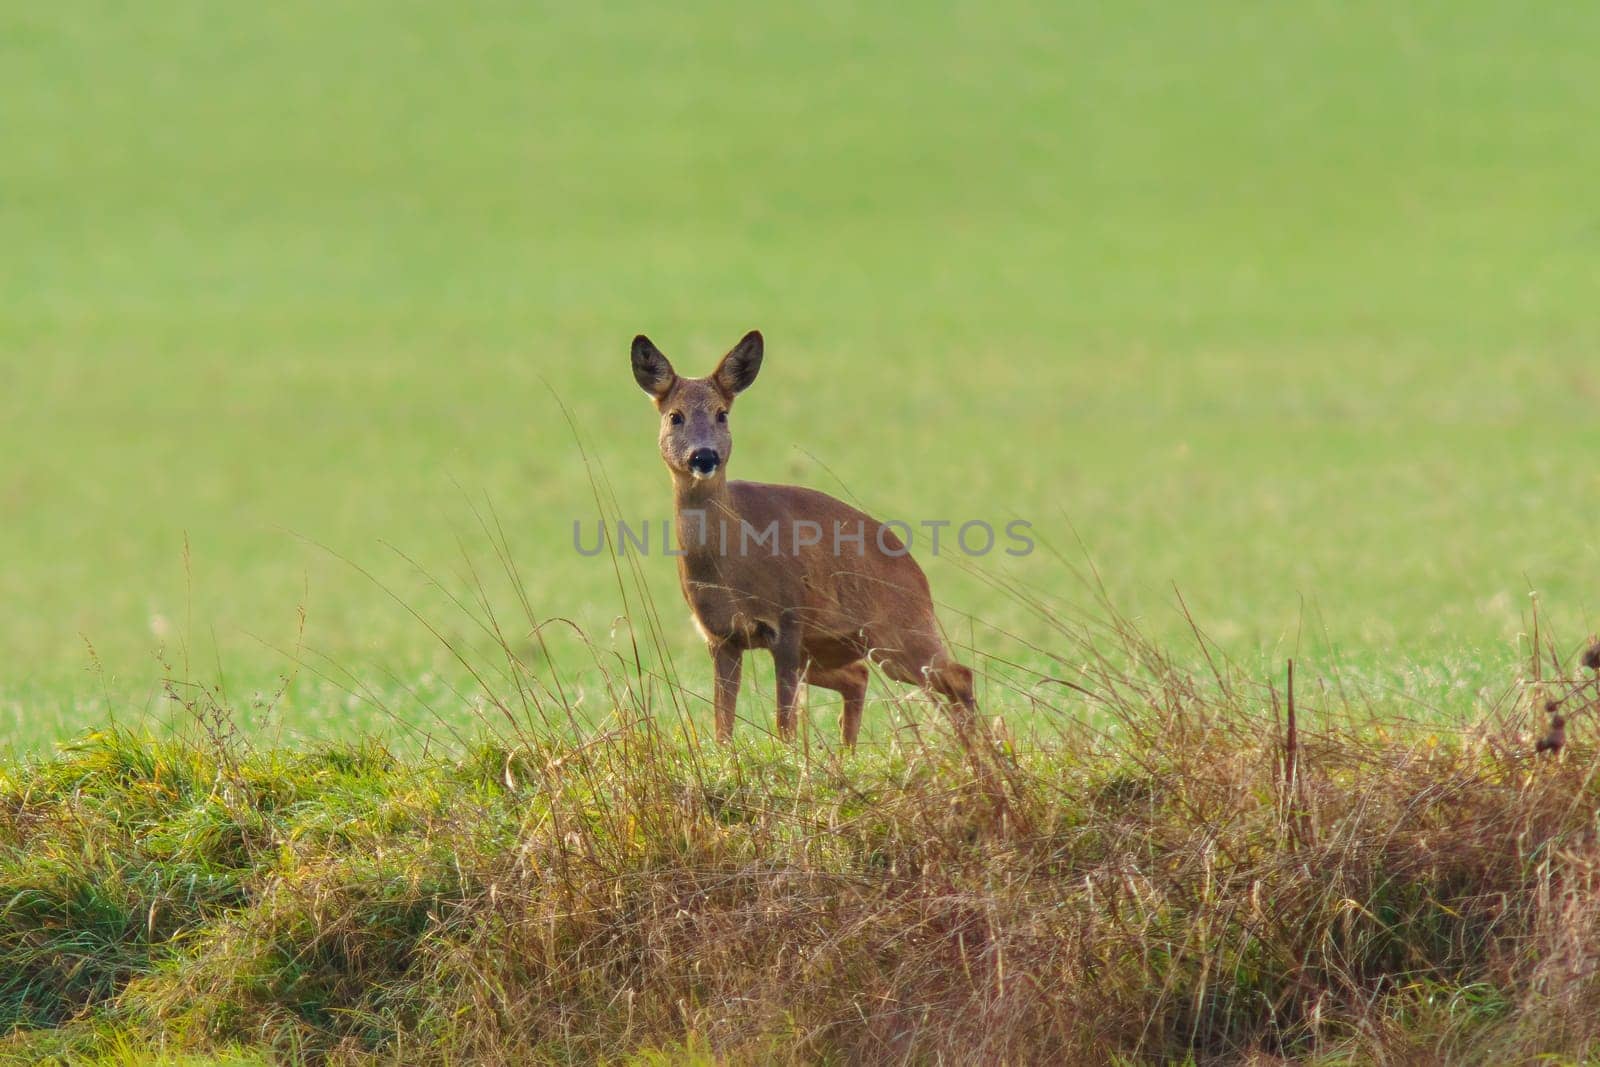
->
<box><xmin>631</xmin><ymin>335</ymin><xmax>676</xmax><ymax>401</ymax></box>
<box><xmin>712</xmin><ymin>330</ymin><xmax>763</xmax><ymax>397</ymax></box>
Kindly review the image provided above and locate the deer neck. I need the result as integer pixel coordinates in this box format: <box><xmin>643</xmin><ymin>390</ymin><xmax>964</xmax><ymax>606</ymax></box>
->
<box><xmin>671</xmin><ymin>473</ymin><xmax>738</xmax><ymax>561</ymax></box>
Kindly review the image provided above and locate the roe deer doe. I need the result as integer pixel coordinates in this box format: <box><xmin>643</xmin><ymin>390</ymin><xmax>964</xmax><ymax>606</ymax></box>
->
<box><xmin>631</xmin><ymin>330</ymin><xmax>979</xmax><ymax>746</ymax></box>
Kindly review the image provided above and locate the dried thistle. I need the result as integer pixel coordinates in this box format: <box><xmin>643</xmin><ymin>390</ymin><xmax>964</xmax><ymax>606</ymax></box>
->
<box><xmin>1537</xmin><ymin>714</ymin><xmax>1566</xmax><ymax>755</ymax></box>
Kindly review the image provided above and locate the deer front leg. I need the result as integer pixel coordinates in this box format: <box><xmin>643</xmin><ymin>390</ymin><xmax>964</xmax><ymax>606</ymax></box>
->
<box><xmin>712</xmin><ymin>640</ymin><xmax>742</xmax><ymax>743</ymax></box>
<box><xmin>771</xmin><ymin>627</ymin><xmax>805</xmax><ymax>741</ymax></box>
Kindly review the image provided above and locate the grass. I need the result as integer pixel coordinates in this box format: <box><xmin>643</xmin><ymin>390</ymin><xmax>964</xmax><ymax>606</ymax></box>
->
<box><xmin>2</xmin><ymin>601</ymin><xmax>1599</xmax><ymax>1064</ymax></box>
<box><xmin>4</xmin><ymin>1</ymin><xmax>1600</xmax><ymax>747</ymax></box>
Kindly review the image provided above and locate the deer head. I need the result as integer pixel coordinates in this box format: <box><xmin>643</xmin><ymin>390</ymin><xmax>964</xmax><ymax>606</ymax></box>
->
<box><xmin>631</xmin><ymin>330</ymin><xmax>764</xmax><ymax>484</ymax></box>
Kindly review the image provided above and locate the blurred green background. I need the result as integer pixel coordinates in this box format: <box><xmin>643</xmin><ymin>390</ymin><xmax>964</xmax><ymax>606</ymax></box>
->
<box><xmin>4</xmin><ymin>1</ymin><xmax>1597</xmax><ymax>747</ymax></box>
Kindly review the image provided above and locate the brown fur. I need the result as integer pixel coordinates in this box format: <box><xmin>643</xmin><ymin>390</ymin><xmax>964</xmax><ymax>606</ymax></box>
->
<box><xmin>632</xmin><ymin>331</ymin><xmax>978</xmax><ymax>745</ymax></box>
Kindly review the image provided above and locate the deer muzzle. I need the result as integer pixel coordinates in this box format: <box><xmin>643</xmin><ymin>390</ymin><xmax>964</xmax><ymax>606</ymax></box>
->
<box><xmin>688</xmin><ymin>448</ymin><xmax>721</xmax><ymax>479</ymax></box>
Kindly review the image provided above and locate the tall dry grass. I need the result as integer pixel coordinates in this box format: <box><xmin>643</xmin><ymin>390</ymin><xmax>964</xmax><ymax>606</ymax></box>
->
<box><xmin>2</xmin><ymin>575</ymin><xmax>1597</xmax><ymax>1063</ymax></box>
<box><xmin>4</xmin><ymin>476</ymin><xmax>1599</xmax><ymax>1063</ymax></box>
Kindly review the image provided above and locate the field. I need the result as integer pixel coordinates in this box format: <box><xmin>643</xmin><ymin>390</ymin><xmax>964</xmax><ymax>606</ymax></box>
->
<box><xmin>5</xmin><ymin>1</ymin><xmax>1600</xmax><ymax>1061</ymax></box>
<box><xmin>6</xmin><ymin>0</ymin><xmax>1599</xmax><ymax>747</ymax></box>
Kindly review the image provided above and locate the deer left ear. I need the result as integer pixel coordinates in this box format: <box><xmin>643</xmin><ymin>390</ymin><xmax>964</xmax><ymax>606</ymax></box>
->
<box><xmin>713</xmin><ymin>330</ymin><xmax>763</xmax><ymax>397</ymax></box>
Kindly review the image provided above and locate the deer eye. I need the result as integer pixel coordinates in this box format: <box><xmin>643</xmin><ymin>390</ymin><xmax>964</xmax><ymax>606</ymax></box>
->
<box><xmin>716</xmin><ymin>410</ymin><xmax>727</xmax><ymax>423</ymax></box>
<box><xmin>669</xmin><ymin>411</ymin><xmax>684</xmax><ymax>426</ymax></box>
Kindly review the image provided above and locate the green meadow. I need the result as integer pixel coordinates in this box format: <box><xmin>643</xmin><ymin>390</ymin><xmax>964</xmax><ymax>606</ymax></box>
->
<box><xmin>4</xmin><ymin>1</ymin><xmax>1598</xmax><ymax>750</ymax></box>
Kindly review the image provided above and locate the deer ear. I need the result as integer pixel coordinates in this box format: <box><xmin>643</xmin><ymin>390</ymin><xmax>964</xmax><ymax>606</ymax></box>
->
<box><xmin>713</xmin><ymin>330</ymin><xmax>763</xmax><ymax>397</ymax></box>
<box><xmin>631</xmin><ymin>335</ymin><xmax>676</xmax><ymax>400</ymax></box>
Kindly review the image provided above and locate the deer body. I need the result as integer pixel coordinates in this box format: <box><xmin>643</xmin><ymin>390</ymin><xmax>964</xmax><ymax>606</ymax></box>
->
<box><xmin>633</xmin><ymin>331</ymin><xmax>977</xmax><ymax>746</ymax></box>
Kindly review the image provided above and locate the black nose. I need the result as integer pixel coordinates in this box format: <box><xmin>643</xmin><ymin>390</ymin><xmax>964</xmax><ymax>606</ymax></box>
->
<box><xmin>688</xmin><ymin>448</ymin><xmax>720</xmax><ymax>475</ymax></box>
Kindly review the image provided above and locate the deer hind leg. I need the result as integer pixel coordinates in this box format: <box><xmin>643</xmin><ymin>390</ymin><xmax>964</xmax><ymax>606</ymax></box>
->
<box><xmin>711</xmin><ymin>640</ymin><xmax>742</xmax><ymax>743</ymax></box>
<box><xmin>929</xmin><ymin>658</ymin><xmax>979</xmax><ymax>743</ymax></box>
<box><xmin>876</xmin><ymin>636</ymin><xmax>979</xmax><ymax>740</ymax></box>
<box><xmin>807</xmin><ymin>660</ymin><xmax>870</xmax><ymax>748</ymax></box>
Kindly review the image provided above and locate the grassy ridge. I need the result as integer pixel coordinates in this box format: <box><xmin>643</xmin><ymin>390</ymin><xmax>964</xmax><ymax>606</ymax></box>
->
<box><xmin>4</xmin><ymin>616</ymin><xmax>1598</xmax><ymax>1064</ymax></box>
<box><xmin>5</xmin><ymin>1</ymin><xmax>1600</xmax><ymax>744</ymax></box>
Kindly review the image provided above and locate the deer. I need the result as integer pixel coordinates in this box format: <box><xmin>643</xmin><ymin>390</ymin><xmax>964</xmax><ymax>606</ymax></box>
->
<box><xmin>630</xmin><ymin>330</ymin><xmax>980</xmax><ymax>747</ymax></box>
